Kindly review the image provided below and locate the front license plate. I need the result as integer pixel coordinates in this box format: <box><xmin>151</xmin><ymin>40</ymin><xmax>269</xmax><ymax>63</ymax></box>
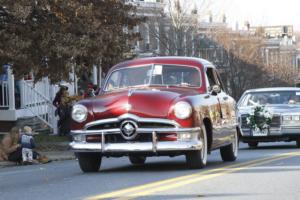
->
<box><xmin>252</xmin><ymin>129</ymin><xmax>268</xmax><ymax>136</ymax></box>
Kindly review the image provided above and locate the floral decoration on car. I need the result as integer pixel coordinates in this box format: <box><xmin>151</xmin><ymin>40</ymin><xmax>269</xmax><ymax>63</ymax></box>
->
<box><xmin>246</xmin><ymin>106</ymin><xmax>273</xmax><ymax>131</ymax></box>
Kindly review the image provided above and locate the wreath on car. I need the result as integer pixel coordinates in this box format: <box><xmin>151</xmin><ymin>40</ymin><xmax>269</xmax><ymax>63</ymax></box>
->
<box><xmin>246</xmin><ymin>106</ymin><xmax>273</xmax><ymax>131</ymax></box>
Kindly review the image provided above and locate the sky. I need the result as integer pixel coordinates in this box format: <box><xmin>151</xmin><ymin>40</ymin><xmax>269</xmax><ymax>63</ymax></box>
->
<box><xmin>211</xmin><ymin>0</ymin><xmax>300</xmax><ymax>31</ymax></box>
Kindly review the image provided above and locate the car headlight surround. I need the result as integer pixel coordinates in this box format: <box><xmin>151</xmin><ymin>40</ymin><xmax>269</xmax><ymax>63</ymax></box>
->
<box><xmin>292</xmin><ymin>115</ymin><xmax>300</xmax><ymax>121</ymax></box>
<box><xmin>283</xmin><ymin>115</ymin><xmax>292</xmax><ymax>121</ymax></box>
<box><xmin>174</xmin><ymin>101</ymin><xmax>192</xmax><ymax>119</ymax></box>
<box><xmin>72</xmin><ymin>104</ymin><xmax>88</xmax><ymax>123</ymax></box>
<box><xmin>282</xmin><ymin>115</ymin><xmax>300</xmax><ymax>124</ymax></box>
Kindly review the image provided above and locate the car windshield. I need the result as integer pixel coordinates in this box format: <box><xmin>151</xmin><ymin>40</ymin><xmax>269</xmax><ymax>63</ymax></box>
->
<box><xmin>104</xmin><ymin>64</ymin><xmax>201</xmax><ymax>91</ymax></box>
<box><xmin>239</xmin><ymin>91</ymin><xmax>300</xmax><ymax>106</ymax></box>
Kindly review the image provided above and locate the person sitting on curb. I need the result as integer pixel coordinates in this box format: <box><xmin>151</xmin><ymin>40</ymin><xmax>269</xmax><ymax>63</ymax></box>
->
<box><xmin>20</xmin><ymin>126</ymin><xmax>37</xmax><ymax>164</ymax></box>
<box><xmin>20</xmin><ymin>126</ymin><xmax>51</xmax><ymax>164</ymax></box>
<box><xmin>0</xmin><ymin>126</ymin><xmax>50</xmax><ymax>164</ymax></box>
<box><xmin>1</xmin><ymin>127</ymin><xmax>21</xmax><ymax>163</ymax></box>
<box><xmin>0</xmin><ymin>145</ymin><xmax>8</xmax><ymax>161</ymax></box>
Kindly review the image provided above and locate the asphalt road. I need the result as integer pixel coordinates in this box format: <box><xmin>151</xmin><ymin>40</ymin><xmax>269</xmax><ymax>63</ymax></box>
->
<box><xmin>0</xmin><ymin>142</ymin><xmax>300</xmax><ymax>200</ymax></box>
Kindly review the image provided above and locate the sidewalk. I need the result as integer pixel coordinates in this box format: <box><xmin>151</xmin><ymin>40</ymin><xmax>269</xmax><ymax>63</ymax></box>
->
<box><xmin>0</xmin><ymin>143</ymin><xmax>75</xmax><ymax>168</ymax></box>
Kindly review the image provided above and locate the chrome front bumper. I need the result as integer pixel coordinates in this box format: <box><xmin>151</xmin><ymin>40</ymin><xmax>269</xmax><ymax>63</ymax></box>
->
<box><xmin>70</xmin><ymin>129</ymin><xmax>202</xmax><ymax>153</ymax></box>
<box><xmin>70</xmin><ymin>114</ymin><xmax>202</xmax><ymax>153</ymax></box>
<box><xmin>70</xmin><ymin>140</ymin><xmax>202</xmax><ymax>153</ymax></box>
<box><xmin>240</xmin><ymin>126</ymin><xmax>300</xmax><ymax>136</ymax></box>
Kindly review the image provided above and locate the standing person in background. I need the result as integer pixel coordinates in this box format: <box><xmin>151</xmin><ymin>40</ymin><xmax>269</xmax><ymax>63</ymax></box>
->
<box><xmin>59</xmin><ymin>89</ymin><xmax>72</xmax><ymax>136</ymax></box>
<box><xmin>84</xmin><ymin>83</ymin><xmax>96</xmax><ymax>98</ymax></box>
<box><xmin>59</xmin><ymin>89</ymin><xmax>82</xmax><ymax>136</ymax></box>
<box><xmin>53</xmin><ymin>85</ymin><xmax>68</xmax><ymax>135</ymax></box>
<box><xmin>53</xmin><ymin>84</ymin><xmax>68</xmax><ymax>110</ymax></box>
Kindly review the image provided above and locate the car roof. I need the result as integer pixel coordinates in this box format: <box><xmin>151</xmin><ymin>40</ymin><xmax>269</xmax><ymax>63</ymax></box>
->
<box><xmin>244</xmin><ymin>87</ymin><xmax>300</xmax><ymax>93</ymax></box>
<box><xmin>111</xmin><ymin>56</ymin><xmax>214</xmax><ymax>71</ymax></box>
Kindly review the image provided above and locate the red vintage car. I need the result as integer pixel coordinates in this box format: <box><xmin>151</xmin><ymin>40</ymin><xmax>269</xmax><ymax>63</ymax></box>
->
<box><xmin>70</xmin><ymin>57</ymin><xmax>238</xmax><ymax>172</ymax></box>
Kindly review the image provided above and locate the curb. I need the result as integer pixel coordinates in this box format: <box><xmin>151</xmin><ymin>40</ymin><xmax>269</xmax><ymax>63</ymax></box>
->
<box><xmin>0</xmin><ymin>151</ymin><xmax>75</xmax><ymax>168</ymax></box>
<box><xmin>0</xmin><ymin>161</ymin><xmax>16</xmax><ymax>168</ymax></box>
<box><xmin>44</xmin><ymin>152</ymin><xmax>76</xmax><ymax>162</ymax></box>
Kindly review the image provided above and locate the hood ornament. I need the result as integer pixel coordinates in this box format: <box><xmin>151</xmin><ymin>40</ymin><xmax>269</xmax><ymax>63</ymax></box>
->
<box><xmin>128</xmin><ymin>89</ymin><xmax>134</xmax><ymax>97</ymax></box>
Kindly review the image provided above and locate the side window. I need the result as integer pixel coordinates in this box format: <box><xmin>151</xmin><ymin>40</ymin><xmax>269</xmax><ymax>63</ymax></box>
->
<box><xmin>214</xmin><ymin>70</ymin><xmax>226</xmax><ymax>92</ymax></box>
<box><xmin>106</xmin><ymin>71</ymin><xmax>121</xmax><ymax>91</ymax></box>
<box><xmin>205</xmin><ymin>67</ymin><xmax>218</xmax><ymax>89</ymax></box>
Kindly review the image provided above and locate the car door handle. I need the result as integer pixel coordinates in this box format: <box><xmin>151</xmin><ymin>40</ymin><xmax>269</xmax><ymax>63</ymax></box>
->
<box><xmin>223</xmin><ymin>96</ymin><xmax>229</xmax><ymax>101</ymax></box>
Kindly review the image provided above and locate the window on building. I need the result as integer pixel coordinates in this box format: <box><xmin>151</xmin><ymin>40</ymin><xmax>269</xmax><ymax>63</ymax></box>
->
<box><xmin>297</xmin><ymin>58</ymin><xmax>300</xmax><ymax>70</ymax></box>
<box><xmin>145</xmin><ymin>43</ymin><xmax>150</xmax><ymax>51</ymax></box>
<box><xmin>283</xmin><ymin>26</ymin><xmax>288</xmax><ymax>34</ymax></box>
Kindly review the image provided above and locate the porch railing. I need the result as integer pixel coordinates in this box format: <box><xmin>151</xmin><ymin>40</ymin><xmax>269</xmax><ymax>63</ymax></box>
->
<box><xmin>0</xmin><ymin>80</ymin><xmax>9</xmax><ymax>108</ymax></box>
<box><xmin>20</xmin><ymin>79</ymin><xmax>57</xmax><ymax>133</ymax></box>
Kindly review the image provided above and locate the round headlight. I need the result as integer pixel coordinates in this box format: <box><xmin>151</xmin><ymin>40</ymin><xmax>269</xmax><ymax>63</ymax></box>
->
<box><xmin>72</xmin><ymin>104</ymin><xmax>88</xmax><ymax>123</ymax></box>
<box><xmin>174</xmin><ymin>101</ymin><xmax>192</xmax><ymax>119</ymax></box>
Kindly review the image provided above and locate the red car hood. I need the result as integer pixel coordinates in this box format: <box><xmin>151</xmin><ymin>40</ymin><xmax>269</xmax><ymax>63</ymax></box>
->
<box><xmin>91</xmin><ymin>87</ymin><xmax>198</xmax><ymax>119</ymax></box>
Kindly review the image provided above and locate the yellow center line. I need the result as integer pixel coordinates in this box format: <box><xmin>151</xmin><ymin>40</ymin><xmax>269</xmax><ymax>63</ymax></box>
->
<box><xmin>116</xmin><ymin>155</ymin><xmax>297</xmax><ymax>200</ymax></box>
<box><xmin>85</xmin><ymin>152</ymin><xmax>300</xmax><ymax>200</ymax></box>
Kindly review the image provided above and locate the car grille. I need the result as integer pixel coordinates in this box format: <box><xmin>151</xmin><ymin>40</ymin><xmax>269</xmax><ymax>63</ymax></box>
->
<box><xmin>241</xmin><ymin>115</ymin><xmax>281</xmax><ymax>128</ymax></box>
<box><xmin>85</xmin><ymin>120</ymin><xmax>176</xmax><ymax>143</ymax></box>
<box><xmin>105</xmin><ymin>134</ymin><xmax>152</xmax><ymax>143</ymax></box>
<box><xmin>240</xmin><ymin>115</ymin><xmax>249</xmax><ymax>128</ymax></box>
<box><xmin>87</xmin><ymin>122</ymin><xmax>119</xmax><ymax>130</ymax></box>
<box><xmin>270</xmin><ymin>116</ymin><xmax>281</xmax><ymax>127</ymax></box>
<box><xmin>86</xmin><ymin>122</ymin><xmax>175</xmax><ymax>130</ymax></box>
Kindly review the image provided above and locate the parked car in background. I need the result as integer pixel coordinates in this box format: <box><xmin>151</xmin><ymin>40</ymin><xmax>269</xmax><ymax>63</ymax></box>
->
<box><xmin>70</xmin><ymin>57</ymin><xmax>238</xmax><ymax>172</ymax></box>
<box><xmin>238</xmin><ymin>87</ymin><xmax>300</xmax><ymax>148</ymax></box>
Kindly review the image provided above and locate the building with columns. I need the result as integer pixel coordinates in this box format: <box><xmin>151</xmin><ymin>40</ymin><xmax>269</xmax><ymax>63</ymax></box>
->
<box><xmin>126</xmin><ymin>0</ymin><xmax>228</xmax><ymax>59</ymax></box>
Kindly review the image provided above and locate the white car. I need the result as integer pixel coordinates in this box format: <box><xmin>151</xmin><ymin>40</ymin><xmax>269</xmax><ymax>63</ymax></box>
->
<box><xmin>237</xmin><ymin>87</ymin><xmax>300</xmax><ymax>148</ymax></box>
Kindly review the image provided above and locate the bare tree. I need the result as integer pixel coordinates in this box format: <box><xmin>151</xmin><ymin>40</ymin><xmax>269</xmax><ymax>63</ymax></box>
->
<box><xmin>264</xmin><ymin>49</ymin><xmax>298</xmax><ymax>86</ymax></box>
<box><xmin>210</xmin><ymin>28</ymin><xmax>297</xmax><ymax>99</ymax></box>
<box><xmin>210</xmin><ymin>29</ymin><xmax>268</xmax><ymax>99</ymax></box>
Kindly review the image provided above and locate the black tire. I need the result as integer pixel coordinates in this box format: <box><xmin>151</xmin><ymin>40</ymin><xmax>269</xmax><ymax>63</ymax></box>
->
<box><xmin>296</xmin><ymin>138</ymin><xmax>300</xmax><ymax>148</ymax></box>
<box><xmin>248</xmin><ymin>142</ymin><xmax>259</xmax><ymax>148</ymax></box>
<box><xmin>220</xmin><ymin>129</ymin><xmax>238</xmax><ymax>162</ymax></box>
<box><xmin>186</xmin><ymin>125</ymin><xmax>208</xmax><ymax>169</ymax></box>
<box><xmin>129</xmin><ymin>156</ymin><xmax>146</xmax><ymax>165</ymax></box>
<box><xmin>77</xmin><ymin>152</ymin><xmax>102</xmax><ymax>172</ymax></box>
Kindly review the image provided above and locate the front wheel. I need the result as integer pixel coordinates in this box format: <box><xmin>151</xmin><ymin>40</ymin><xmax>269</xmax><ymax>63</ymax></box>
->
<box><xmin>185</xmin><ymin>125</ymin><xmax>208</xmax><ymax>169</ymax></box>
<box><xmin>220</xmin><ymin>129</ymin><xmax>238</xmax><ymax>162</ymax></box>
<box><xmin>77</xmin><ymin>152</ymin><xmax>102</xmax><ymax>172</ymax></box>
<box><xmin>129</xmin><ymin>156</ymin><xmax>146</xmax><ymax>165</ymax></box>
<box><xmin>296</xmin><ymin>138</ymin><xmax>300</xmax><ymax>148</ymax></box>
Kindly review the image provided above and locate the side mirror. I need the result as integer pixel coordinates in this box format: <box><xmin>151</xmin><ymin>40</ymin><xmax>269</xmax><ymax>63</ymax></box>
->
<box><xmin>211</xmin><ymin>85</ymin><xmax>221</xmax><ymax>96</ymax></box>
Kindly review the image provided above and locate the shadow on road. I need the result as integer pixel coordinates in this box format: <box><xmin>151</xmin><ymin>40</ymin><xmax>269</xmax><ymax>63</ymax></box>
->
<box><xmin>100</xmin><ymin>159</ymin><xmax>225</xmax><ymax>173</ymax></box>
<box><xmin>113</xmin><ymin>193</ymin><xmax>257</xmax><ymax>199</ymax></box>
<box><xmin>232</xmin><ymin>165</ymin><xmax>300</xmax><ymax>174</ymax></box>
<box><xmin>93</xmin><ymin>142</ymin><xmax>300</xmax><ymax>173</ymax></box>
<box><xmin>239</xmin><ymin>142</ymin><xmax>298</xmax><ymax>150</ymax></box>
